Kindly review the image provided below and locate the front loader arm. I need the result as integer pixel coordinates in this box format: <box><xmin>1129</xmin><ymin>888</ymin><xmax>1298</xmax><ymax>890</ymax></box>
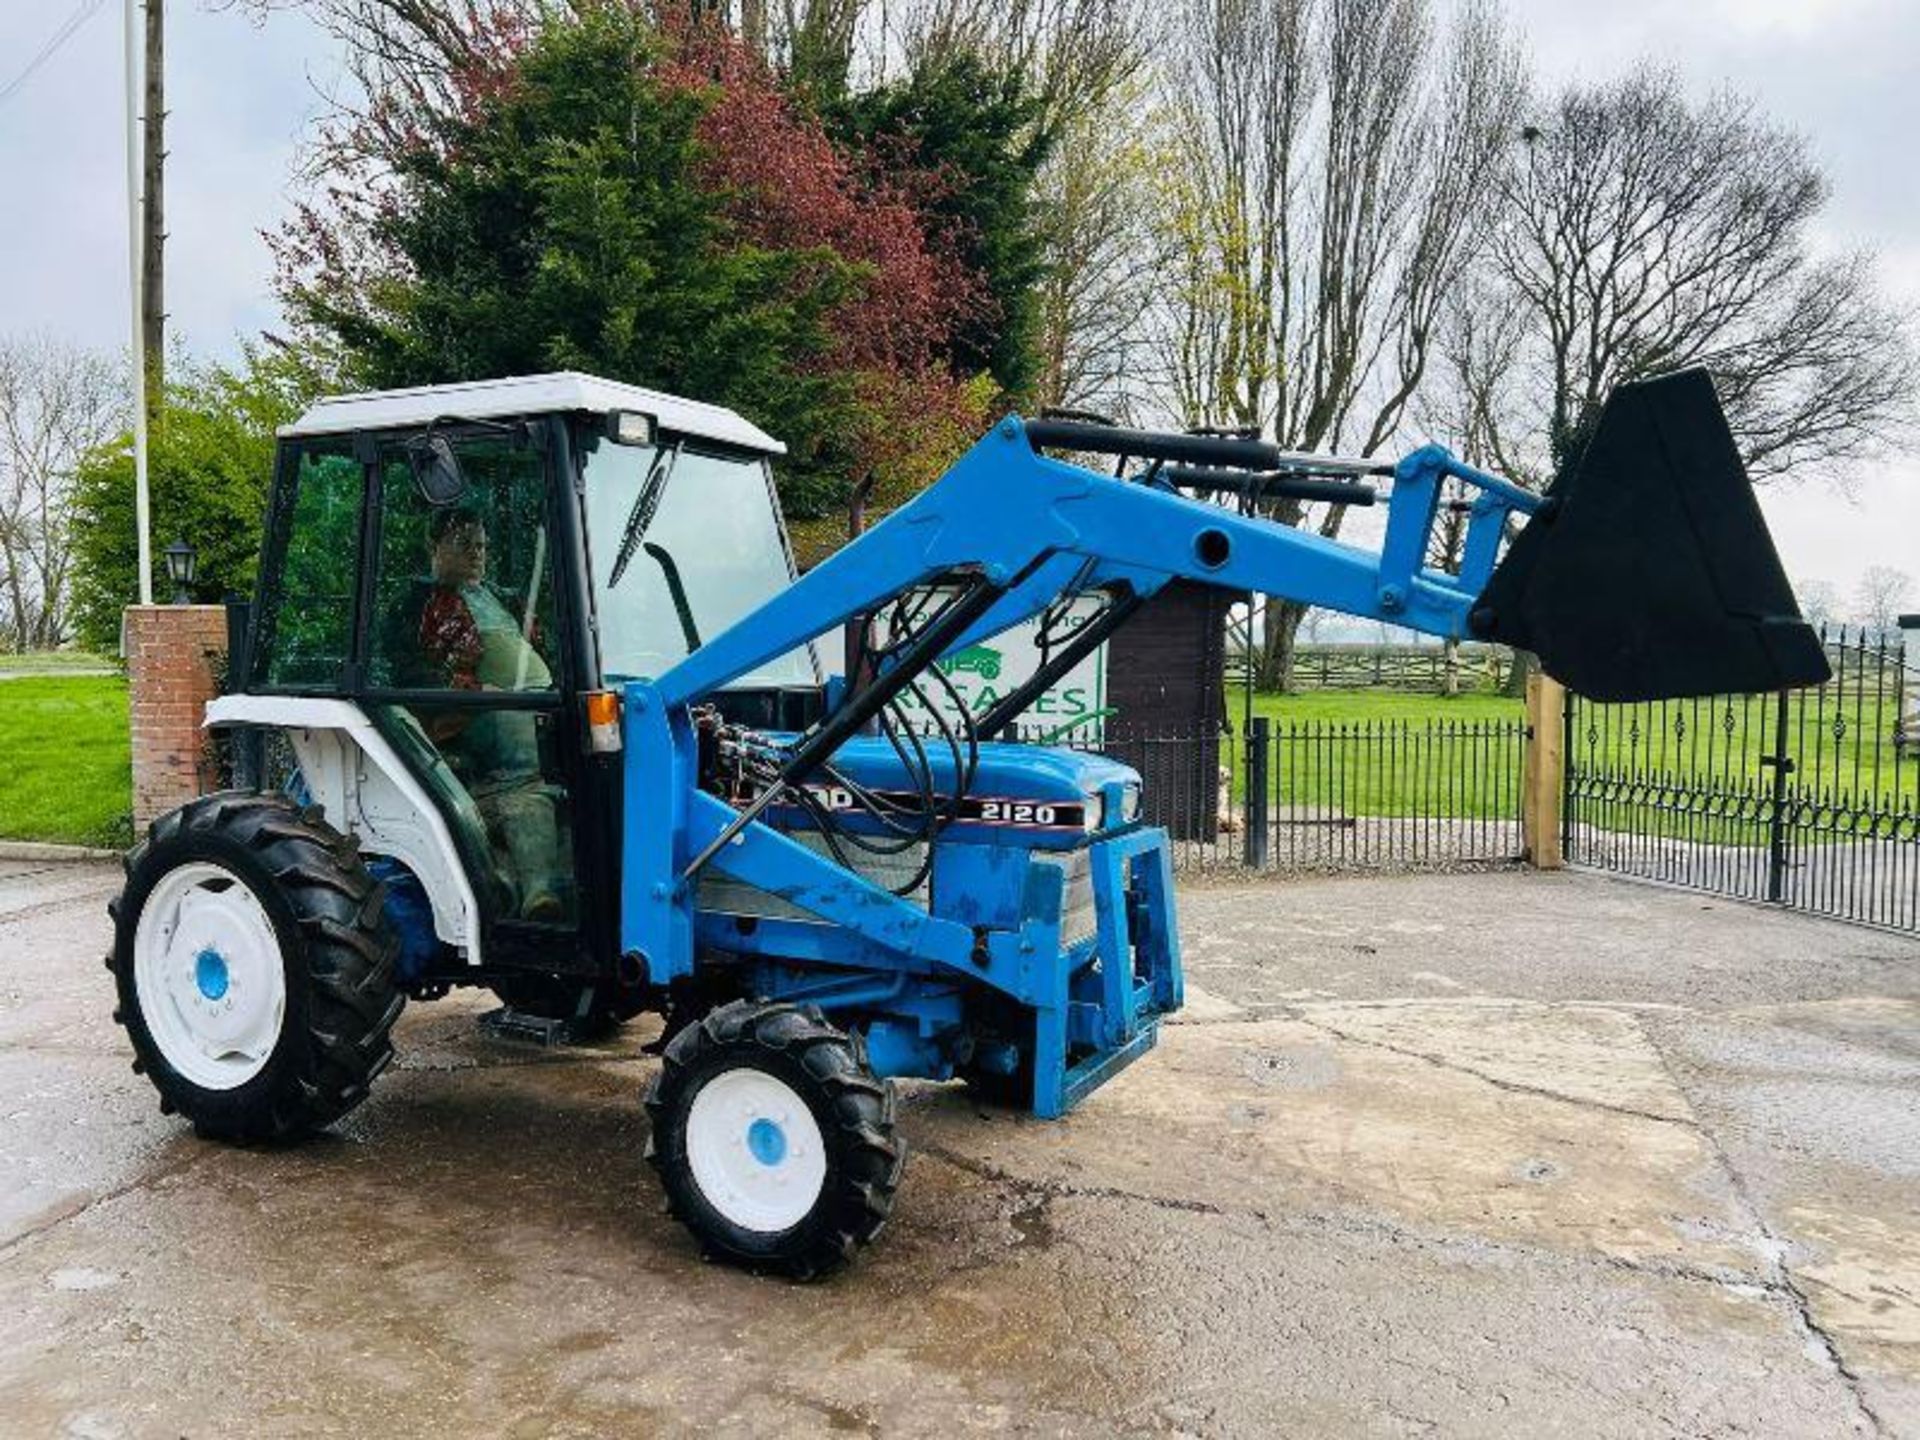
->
<box><xmin>657</xmin><ymin>417</ymin><xmax>1532</xmax><ymax>708</ymax></box>
<box><xmin>626</xmin><ymin>415</ymin><xmax>1538</xmax><ymax>986</ymax></box>
<box><xmin>629</xmin><ymin>370</ymin><xmax>1824</xmax><ymax>990</ymax></box>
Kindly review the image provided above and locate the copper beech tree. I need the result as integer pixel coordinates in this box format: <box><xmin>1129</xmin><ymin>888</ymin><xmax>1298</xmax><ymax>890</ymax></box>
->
<box><xmin>264</xmin><ymin>5</ymin><xmax>996</xmax><ymax>528</ymax></box>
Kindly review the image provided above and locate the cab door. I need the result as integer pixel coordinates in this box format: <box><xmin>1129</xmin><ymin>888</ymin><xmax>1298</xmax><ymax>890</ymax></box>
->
<box><xmin>357</xmin><ymin>421</ymin><xmax>599</xmax><ymax>972</ymax></box>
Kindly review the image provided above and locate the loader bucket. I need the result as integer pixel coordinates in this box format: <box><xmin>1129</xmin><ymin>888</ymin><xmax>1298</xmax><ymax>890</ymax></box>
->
<box><xmin>1471</xmin><ymin>369</ymin><xmax>1830</xmax><ymax>703</ymax></box>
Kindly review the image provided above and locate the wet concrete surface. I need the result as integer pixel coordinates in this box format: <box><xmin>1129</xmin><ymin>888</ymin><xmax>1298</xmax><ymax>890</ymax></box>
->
<box><xmin>2</xmin><ymin>859</ymin><xmax>1916</xmax><ymax>1437</ymax></box>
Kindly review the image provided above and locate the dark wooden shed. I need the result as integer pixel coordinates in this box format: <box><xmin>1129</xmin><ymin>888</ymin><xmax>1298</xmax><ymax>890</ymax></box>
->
<box><xmin>1104</xmin><ymin>579</ymin><xmax>1231</xmax><ymax>841</ymax></box>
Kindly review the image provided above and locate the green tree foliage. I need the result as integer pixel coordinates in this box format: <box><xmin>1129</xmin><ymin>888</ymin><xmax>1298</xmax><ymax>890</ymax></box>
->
<box><xmin>298</xmin><ymin>14</ymin><xmax>849</xmax><ymax>516</ymax></box>
<box><xmin>67</xmin><ymin>351</ymin><xmax>314</xmax><ymax>652</ymax></box>
<box><xmin>279</xmin><ymin>10</ymin><xmax>984</xmax><ymax>524</ymax></box>
<box><xmin>830</xmin><ymin>55</ymin><xmax>1050</xmax><ymax>399</ymax></box>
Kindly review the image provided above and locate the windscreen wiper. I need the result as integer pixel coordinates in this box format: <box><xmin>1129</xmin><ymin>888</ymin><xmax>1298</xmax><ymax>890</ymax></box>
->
<box><xmin>608</xmin><ymin>440</ymin><xmax>682</xmax><ymax>589</ymax></box>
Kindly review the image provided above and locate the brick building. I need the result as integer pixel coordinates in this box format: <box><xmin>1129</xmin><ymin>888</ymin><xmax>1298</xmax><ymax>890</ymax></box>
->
<box><xmin>125</xmin><ymin>605</ymin><xmax>228</xmax><ymax>830</ymax></box>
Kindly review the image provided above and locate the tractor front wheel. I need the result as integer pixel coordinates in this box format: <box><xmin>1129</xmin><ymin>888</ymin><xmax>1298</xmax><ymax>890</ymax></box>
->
<box><xmin>644</xmin><ymin>1001</ymin><xmax>904</xmax><ymax>1279</ymax></box>
<box><xmin>109</xmin><ymin>792</ymin><xmax>405</xmax><ymax>1143</ymax></box>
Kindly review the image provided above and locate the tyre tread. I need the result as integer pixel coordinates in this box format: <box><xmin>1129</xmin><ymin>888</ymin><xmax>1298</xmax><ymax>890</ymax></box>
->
<box><xmin>644</xmin><ymin>999</ymin><xmax>904</xmax><ymax>1279</ymax></box>
<box><xmin>109</xmin><ymin>789</ymin><xmax>404</xmax><ymax>1144</ymax></box>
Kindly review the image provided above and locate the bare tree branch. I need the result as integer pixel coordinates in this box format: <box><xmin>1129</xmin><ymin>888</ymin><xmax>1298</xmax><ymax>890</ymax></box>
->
<box><xmin>1149</xmin><ymin>0</ymin><xmax>1522</xmax><ymax>684</ymax></box>
<box><xmin>0</xmin><ymin>336</ymin><xmax>126</xmax><ymax>651</ymax></box>
<box><xmin>1489</xmin><ymin>66</ymin><xmax>1919</xmax><ymax>484</ymax></box>
<box><xmin>888</xmin><ymin>0</ymin><xmax>1146</xmax><ymax>146</ymax></box>
<box><xmin>1854</xmin><ymin>564</ymin><xmax>1914</xmax><ymax>635</ymax></box>
<box><xmin>1029</xmin><ymin>74</ymin><xmax>1165</xmax><ymax>414</ymax></box>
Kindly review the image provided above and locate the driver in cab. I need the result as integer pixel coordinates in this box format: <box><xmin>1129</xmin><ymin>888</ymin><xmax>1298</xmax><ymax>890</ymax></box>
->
<box><xmin>415</xmin><ymin>505</ymin><xmax>566</xmax><ymax>922</ymax></box>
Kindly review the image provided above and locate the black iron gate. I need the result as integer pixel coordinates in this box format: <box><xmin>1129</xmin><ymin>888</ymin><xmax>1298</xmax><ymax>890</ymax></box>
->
<box><xmin>1070</xmin><ymin>714</ymin><xmax>1527</xmax><ymax>873</ymax></box>
<box><xmin>1564</xmin><ymin>628</ymin><xmax>1920</xmax><ymax>931</ymax></box>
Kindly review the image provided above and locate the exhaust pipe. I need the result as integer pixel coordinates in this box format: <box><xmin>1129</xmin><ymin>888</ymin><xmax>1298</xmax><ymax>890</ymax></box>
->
<box><xmin>1471</xmin><ymin>369</ymin><xmax>1830</xmax><ymax>703</ymax></box>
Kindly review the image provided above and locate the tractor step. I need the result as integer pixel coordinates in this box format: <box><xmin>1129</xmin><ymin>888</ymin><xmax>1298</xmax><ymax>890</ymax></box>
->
<box><xmin>478</xmin><ymin>1006</ymin><xmax>584</xmax><ymax>1048</ymax></box>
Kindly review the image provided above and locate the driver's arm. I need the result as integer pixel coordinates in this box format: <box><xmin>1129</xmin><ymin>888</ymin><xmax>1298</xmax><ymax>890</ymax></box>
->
<box><xmin>419</xmin><ymin>588</ymin><xmax>485</xmax><ymax>745</ymax></box>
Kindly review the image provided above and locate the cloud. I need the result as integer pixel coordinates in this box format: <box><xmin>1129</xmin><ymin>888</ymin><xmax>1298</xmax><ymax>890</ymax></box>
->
<box><xmin>2</xmin><ymin>1</ymin><xmax>1913</xmax><ymax>594</ymax></box>
<box><xmin>1510</xmin><ymin>0</ymin><xmax>1920</xmax><ymax>244</ymax></box>
<box><xmin>1505</xmin><ymin>0</ymin><xmax>1920</xmax><ymax>591</ymax></box>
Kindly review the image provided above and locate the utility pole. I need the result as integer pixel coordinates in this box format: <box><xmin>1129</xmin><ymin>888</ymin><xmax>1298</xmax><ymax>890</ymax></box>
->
<box><xmin>141</xmin><ymin>0</ymin><xmax>165</xmax><ymax>422</ymax></box>
<box><xmin>124</xmin><ymin>0</ymin><xmax>152</xmax><ymax>605</ymax></box>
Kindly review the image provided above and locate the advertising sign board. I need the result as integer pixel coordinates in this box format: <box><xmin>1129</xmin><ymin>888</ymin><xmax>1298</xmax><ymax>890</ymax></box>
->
<box><xmin>890</xmin><ymin>594</ymin><xmax>1109</xmax><ymax>743</ymax></box>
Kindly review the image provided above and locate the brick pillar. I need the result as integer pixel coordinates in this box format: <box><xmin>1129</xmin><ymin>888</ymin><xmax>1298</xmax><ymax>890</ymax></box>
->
<box><xmin>126</xmin><ymin>605</ymin><xmax>230</xmax><ymax>830</ymax></box>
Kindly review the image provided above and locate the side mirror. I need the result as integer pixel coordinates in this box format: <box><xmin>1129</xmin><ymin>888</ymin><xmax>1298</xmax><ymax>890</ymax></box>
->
<box><xmin>408</xmin><ymin>435</ymin><xmax>468</xmax><ymax>506</ymax></box>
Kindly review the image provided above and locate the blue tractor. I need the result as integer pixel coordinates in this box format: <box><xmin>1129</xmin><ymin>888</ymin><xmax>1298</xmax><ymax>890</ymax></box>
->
<box><xmin>107</xmin><ymin>369</ymin><xmax>1825</xmax><ymax>1276</ymax></box>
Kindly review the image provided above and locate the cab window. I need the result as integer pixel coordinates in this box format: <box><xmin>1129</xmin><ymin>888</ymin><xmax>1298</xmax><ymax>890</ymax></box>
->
<box><xmin>252</xmin><ymin>441</ymin><xmax>362</xmax><ymax>690</ymax></box>
<box><xmin>579</xmin><ymin>435</ymin><xmax>814</xmax><ymax>686</ymax></box>
<box><xmin>367</xmin><ymin>432</ymin><xmax>560</xmax><ymax>693</ymax></box>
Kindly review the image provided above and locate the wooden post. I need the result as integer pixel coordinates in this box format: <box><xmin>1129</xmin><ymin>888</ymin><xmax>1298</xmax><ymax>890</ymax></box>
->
<box><xmin>1522</xmin><ymin>671</ymin><xmax>1566</xmax><ymax>869</ymax></box>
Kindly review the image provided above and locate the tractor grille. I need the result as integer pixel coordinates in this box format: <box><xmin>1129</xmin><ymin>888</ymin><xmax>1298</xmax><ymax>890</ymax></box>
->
<box><xmin>698</xmin><ymin>833</ymin><xmax>928</xmax><ymax>923</ymax></box>
<box><xmin>1036</xmin><ymin>850</ymin><xmax>1099</xmax><ymax>949</ymax></box>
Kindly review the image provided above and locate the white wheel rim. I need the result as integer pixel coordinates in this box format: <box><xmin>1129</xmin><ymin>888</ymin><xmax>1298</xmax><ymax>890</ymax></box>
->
<box><xmin>685</xmin><ymin>1068</ymin><xmax>828</xmax><ymax>1234</ymax></box>
<box><xmin>132</xmin><ymin>861</ymin><xmax>288</xmax><ymax>1091</ymax></box>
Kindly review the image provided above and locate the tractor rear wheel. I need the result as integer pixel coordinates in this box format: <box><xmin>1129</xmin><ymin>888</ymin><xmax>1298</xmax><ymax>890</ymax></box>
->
<box><xmin>109</xmin><ymin>791</ymin><xmax>404</xmax><ymax>1143</ymax></box>
<box><xmin>644</xmin><ymin>1000</ymin><xmax>904</xmax><ymax>1279</ymax></box>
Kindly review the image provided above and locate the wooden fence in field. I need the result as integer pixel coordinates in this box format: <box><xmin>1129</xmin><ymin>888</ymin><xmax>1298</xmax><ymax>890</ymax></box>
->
<box><xmin>1226</xmin><ymin>643</ymin><xmax>1515</xmax><ymax>694</ymax></box>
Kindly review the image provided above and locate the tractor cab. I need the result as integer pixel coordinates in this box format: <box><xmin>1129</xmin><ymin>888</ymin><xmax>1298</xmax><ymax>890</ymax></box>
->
<box><xmin>227</xmin><ymin>373</ymin><xmax>817</xmax><ymax>1002</ymax></box>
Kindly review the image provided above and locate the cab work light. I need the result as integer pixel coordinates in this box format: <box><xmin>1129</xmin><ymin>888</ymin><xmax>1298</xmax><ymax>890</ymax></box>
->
<box><xmin>606</xmin><ymin>409</ymin><xmax>657</xmax><ymax>447</ymax></box>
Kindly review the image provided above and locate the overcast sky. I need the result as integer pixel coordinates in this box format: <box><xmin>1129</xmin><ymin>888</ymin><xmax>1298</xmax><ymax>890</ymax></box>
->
<box><xmin>0</xmin><ymin>0</ymin><xmax>1914</xmax><ymax>605</ymax></box>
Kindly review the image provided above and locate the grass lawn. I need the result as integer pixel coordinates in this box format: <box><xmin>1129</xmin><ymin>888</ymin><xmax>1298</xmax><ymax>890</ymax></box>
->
<box><xmin>0</xmin><ymin>671</ymin><xmax>1900</xmax><ymax>852</ymax></box>
<box><xmin>1243</xmin><ymin>687</ymin><xmax>1522</xmax><ymax>725</ymax></box>
<box><xmin>1565</xmin><ymin>688</ymin><xmax>1913</xmax><ymax>796</ymax></box>
<box><xmin>0</xmin><ymin>675</ymin><xmax>132</xmax><ymax>848</ymax></box>
<box><xmin>1560</xmin><ymin>686</ymin><xmax>1919</xmax><ymax>849</ymax></box>
<box><xmin>1235</xmin><ymin>685</ymin><xmax>1914</xmax><ymax>796</ymax></box>
<box><xmin>1217</xmin><ymin>688</ymin><xmax>1525</xmax><ymax>819</ymax></box>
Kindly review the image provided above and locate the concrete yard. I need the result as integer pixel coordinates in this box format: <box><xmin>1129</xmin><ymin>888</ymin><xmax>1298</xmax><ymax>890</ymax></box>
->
<box><xmin>2</xmin><ymin>858</ymin><xmax>1916</xmax><ymax>1437</ymax></box>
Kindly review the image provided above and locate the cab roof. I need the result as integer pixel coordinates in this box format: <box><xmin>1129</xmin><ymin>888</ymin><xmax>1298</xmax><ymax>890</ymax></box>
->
<box><xmin>278</xmin><ymin>371</ymin><xmax>786</xmax><ymax>455</ymax></box>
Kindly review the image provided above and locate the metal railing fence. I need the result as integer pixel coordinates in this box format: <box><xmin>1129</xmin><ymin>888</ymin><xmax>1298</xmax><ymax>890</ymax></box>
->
<box><xmin>1565</xmin><ymin>627</ymin><xmax>1920</xmax><ymax>931</ymax></box>
<box><xmin>1036</xmin><ymin>716</ymin><xmax>1529</xmax><ymax>874</ymax></box>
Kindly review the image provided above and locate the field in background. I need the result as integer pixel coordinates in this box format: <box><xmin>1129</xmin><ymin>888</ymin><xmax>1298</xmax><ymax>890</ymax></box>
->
<box><xmin>0</xmin><ymin>675</ymin><xmax>132</xmax><ymax>847</ymax></box>
<box><xmin>0</xmin><ymin>650</ymin><xmax>117</xmax><ymax>676</ymax></box>
<box><xmin>1229</xmin><ymin>681</ymin><xmax>1914</xmax><ymax>821</ymax></box>
<box><xmin>0</xmin><ymin>656</ymin><xmax>1909</xmax><ymax>857</ymax></box>
<box><xmin>1247</xmin><ymin>688</ymin><xmax>1520</xmax><ymax>725</ymax></box>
